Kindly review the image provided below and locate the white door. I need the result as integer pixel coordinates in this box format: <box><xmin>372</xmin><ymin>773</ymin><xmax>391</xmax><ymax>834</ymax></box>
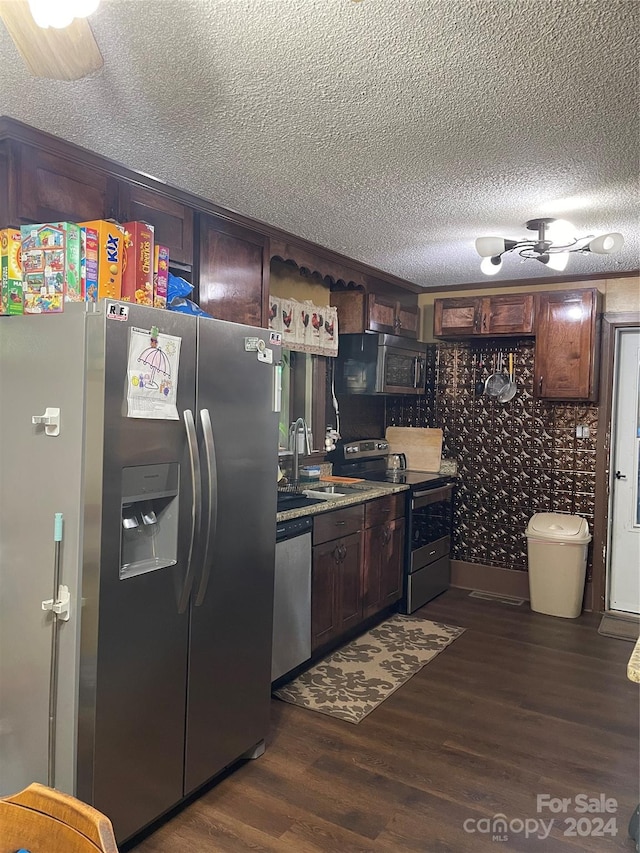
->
<box><xmin>608</xmin><ymin>328</ymin><xmax>640</xmax><ymax>614</ymax></box>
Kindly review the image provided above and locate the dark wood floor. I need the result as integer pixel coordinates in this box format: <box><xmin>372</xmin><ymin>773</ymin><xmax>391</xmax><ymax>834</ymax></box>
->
<box><xmin>130</xmin><ymin>589</ymin><xmax>639</xmax><ymax>852</ymax></box>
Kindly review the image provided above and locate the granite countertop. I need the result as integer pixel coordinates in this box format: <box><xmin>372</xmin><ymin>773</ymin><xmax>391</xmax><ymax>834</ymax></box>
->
<box><xmin>276</xmin><ymin>480</ymin><xmax>409</xmax><ymax>522</ymax></box>
<box><xmin>628</xmin><ymin>637</ymin><xmax>640</xmax><ymax>683</ymax></box>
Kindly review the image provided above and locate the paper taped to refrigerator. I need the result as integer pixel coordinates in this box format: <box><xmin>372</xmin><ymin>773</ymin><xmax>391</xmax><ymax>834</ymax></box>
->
<box><xmin>127</xmin><ymin>326</ymin><xmax>181</xmax><ymax>419</ymax></box>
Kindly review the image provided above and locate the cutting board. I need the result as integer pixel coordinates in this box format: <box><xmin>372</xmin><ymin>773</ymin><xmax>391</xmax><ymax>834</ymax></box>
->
<box><xmin>385</xmin><ymin>427</ymin><xmax>443</xmax><ymax>472</ymax></box>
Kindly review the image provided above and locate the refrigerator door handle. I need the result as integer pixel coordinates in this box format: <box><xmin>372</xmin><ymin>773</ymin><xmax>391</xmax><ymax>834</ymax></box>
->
<box><xmin>194</xmin><ymin>408</ymin><xmax>218</xmax><ymax>606</ymax></box>
<box><xmin>178</xmin><ymin>409</ymin><xmax>202</xmax><ymax>613</ymax></box>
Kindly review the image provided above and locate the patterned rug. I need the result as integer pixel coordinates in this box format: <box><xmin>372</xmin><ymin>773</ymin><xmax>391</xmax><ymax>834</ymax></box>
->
<box><xmin>272</xmin><ymin>613</ymin><xmax>465</xmax><ymax>724</ymax></box>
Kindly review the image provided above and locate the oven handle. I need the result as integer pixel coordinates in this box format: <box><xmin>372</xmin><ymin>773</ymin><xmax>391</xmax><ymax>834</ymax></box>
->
<box><xmin>412</xmin><ymin>483</ymin><xmax>453</xmax><ymax>508</ymax></box>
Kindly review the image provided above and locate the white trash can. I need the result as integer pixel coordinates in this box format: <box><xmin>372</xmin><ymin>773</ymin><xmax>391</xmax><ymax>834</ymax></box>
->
<box><xmin>525</xmin><ymin>513</ymin><xmax>591</xmax><ymax>618</ymax></box>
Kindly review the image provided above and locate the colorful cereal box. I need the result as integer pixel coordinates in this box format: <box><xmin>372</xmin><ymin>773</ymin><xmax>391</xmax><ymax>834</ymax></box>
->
<box><xmin>79</xmin><ymin>220</ymin><xmax>125</xmax><ymax>300</ymax></box>
<box><xmin>153</xmin><ymin>244</ymin><xmax>169</xmax><ymax>309</ymax></box>
<box><xmin>122</xmin><ymin>221</ymin><xmax>155</xmax><ymax>305</ymax></box>
<box><xmin>1</xmin><ymin>229</ymin><xmax>23</xmax><ymax>315</ymax></box>
<box><xmin>81</xmin><ymin>225</ymin><xmax>99</xmax><ymax>303</ymax></box>
<box><xmin>21</xmin><ymin>222</ymin><xmax>82</xmax><ymax>313</ymax></box>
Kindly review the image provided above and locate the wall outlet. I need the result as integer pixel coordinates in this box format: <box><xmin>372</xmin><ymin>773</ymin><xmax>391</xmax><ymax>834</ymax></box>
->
<box><xmin>576</xmin><ymin>425</ymin><xmax>591</xmax><ymax>439</ymax></box>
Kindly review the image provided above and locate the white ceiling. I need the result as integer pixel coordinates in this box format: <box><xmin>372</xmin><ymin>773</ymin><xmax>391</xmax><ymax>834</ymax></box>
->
<box><xmin>0</xmin><ymin>0</ymin><xmax>638</xmax><ymax>289</ymax></box>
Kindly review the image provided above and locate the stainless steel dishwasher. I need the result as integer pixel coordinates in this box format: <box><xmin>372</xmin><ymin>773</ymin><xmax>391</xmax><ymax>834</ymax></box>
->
<box><xmin>271</xmin><ymin>515</ymin><xmax>312</xmax><ymax>682</ymax></box>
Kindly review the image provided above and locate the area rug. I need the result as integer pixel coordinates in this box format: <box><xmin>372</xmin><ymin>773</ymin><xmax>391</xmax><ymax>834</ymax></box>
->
<box><xmin>598</xmin><ymin>612</ymin><xmax>640</xmax><ymax>642</ymax></box>
<box><xmin>272</xmin><ymin>613</ymin><xmax>465</xmax><ymax>724</ymax></box>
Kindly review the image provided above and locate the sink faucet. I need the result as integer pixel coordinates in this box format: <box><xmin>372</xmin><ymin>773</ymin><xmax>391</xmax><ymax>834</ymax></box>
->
<box><xmin>291</xmin><ymin>417</ymin><xmax>310</xmax><ymax>483</ymax></box>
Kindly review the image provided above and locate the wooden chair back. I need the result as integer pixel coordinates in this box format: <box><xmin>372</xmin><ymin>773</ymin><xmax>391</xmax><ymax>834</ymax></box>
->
<box><xmin>0</xmin><ymin>783</ymin><xmax>118</xmax><ymax>853</ymax></box>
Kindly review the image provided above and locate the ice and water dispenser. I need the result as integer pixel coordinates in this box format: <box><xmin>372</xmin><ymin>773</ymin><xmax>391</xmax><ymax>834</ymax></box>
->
<box><xmin>120</xmin><ymin>463</ymin><xmax>179</xmax><ymax>579</ymax></box>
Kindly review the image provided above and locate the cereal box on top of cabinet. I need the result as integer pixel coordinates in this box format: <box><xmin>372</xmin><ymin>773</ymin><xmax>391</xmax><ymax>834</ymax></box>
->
<box><xmin>0</xmin><ymin>228</ymin><xmax>23</xmax><ymax>315</ymax></box>
<box><xmin>153</xmin><ymin>244</ymin><xmax>169</xmax><ymax>309</ymax></box>
<box><xmin>21</xmin><ymin>222</ymin><xmax>82</xmax><ymax>313</ymax></box>
<box><xmin>79</xmin><ymin>220</ymin><xmax>125</xmax><ymax>300</ymax></box>
<box><xmin>122</xmin><ymin>221</ymin><xmax>155</xmax><ymax>305</ymax></box>
<box><xmin>81</xmin><ymin>224</ymin><xmax>99</xmax><ymax>303</ymax></box>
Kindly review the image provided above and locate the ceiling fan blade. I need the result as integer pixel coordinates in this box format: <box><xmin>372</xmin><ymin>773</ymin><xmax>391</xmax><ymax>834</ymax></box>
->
<box><xmin>0</xmin><ymin>0</ymin><xmax>103</xmax><ymax>81</ymax></box>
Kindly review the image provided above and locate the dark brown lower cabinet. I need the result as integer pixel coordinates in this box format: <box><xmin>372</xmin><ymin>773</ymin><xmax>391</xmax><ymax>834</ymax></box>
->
<box><xmin>311</xmin><ymin>532</ymin><xmax>362</xmax><ymax>651</ymax></box>
<box><xmin>362</xmin><ymin>516</ymin><xmax>405</xmax><ymax>618</ymax></box>
<box><xmin>362</xmin><ymin>495</ymin><xmax>405</xmax><ymax>619</ymax></box>
<box><xmin>311</xmin><ymin>495</ymin><xmax>406</xmax><ymax>653</ymax></box>
<box><xmin>311</xmin><ymin>505</ymin><xmax>364</xmax><ymax>652</ymax></box>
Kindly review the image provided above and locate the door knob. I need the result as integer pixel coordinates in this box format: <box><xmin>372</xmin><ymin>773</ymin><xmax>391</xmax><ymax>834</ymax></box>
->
<box><xmin>615</xmin><ymin>471</ymin><xmax>627</xmax><ymax>480</ymax></box>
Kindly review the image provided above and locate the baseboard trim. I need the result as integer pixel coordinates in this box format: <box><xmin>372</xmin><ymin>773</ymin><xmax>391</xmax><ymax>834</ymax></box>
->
<box><xmin>450</xmin><ymin>561</ymin><xmax>594</xmax><ymax>611</ymax></box>
<box><xmin>450</xmin><ymin>561</ymin><xmax>530</xmax><ymax>599</ymax></box>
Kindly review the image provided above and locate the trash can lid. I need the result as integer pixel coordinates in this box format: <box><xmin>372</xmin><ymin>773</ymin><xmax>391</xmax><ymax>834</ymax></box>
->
<box><xmin>526</xmin><ymin>512</ymin><xmax>591</xmax><ymax>542</ymax></box>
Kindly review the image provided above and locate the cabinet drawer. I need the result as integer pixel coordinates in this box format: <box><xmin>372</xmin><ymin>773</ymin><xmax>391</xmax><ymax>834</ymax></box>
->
<box><xmin>365</xmin><ymin>493</ymin><xmax>406</xmax><ymax>528</ymax></box>
<box><xmin>313</xmin><ymin>504</ymin><xmax>364</xmax><ymax>545</ymax></box>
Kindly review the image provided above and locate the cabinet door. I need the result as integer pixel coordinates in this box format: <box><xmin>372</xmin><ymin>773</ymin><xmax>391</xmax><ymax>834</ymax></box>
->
<box><xmin>362</xmin><ymin>524</ymin><xmax>384</xmax><ymax>619</ymax></box>
<box><xmin>534</xmin><ymin>289</ymin><xmax>601</xmax><ymax>401</ymax></box>
<box><xmin>379</xmin><ymin>517</ymin><xmax>405</xmax><ymax>608</ymax></box>
<box><xmin>119</xmin><ymin>183</ymin><xmax>193</xmax><ymax>266</ymax></box>
<box><xmin>368</xmin><ymin>293</ymin><xmax>398</xmax><ymax>335</ymax></box>
<box><xmin>311</xmin><ymin>539</ymin><xmax>338</xmax><ymax>651</ymax></box>
<box><xmin>434</xmin><ymin>297</ymin><xmax>481</xmax><ymax>337</ymax></box>
<box><xmin>10</xmin><ymin>142</ymin><xmax>119</xmax><ymax>225</ymax></box>
<box><xmin>368</xmin><ymin>294</ymin><xmax>419</xmax><ymax>339</ymax></box>
<box><xmin>363</xmin><ymin>517</ymin><xmax>405</xmax><ymax>618</ymax></box>
<box><xmin>336</xmin><ymin>531</ymin><xmax>363</xmax><ymax>634</ymax></box>
<box><xmin>396</xmin><ymin>303</ymin><xmax>419</xmax><ymax>338</ymax></box>
<box><xmin>198</xmin><ymin>214</ymin><xmax>269</xmax><ymax>327</ymax></box>
<box><xmin>481</xmin><ymin>294</ymin><xmax>534</xmax><ymax>335</ymax></box>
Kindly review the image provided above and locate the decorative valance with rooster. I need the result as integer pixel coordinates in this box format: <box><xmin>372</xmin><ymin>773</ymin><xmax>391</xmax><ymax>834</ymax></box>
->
<box><xmin>268</xmin><ymin>295</ymin><xmax>338</xmax><ymax>357</ymax></box>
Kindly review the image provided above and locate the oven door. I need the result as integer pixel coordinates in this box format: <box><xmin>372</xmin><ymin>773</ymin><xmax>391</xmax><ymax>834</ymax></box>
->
<box><xmin>409</xmin><ymin>484</ymin><xmax>453</xmax><ymax>573</ymax></box>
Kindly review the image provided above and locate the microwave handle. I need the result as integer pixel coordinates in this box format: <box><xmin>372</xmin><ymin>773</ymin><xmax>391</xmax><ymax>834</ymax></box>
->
<box><xmin>413</xmin><ymin>355</ymin><xmax>426</xmax><ymax>389</ymax></box>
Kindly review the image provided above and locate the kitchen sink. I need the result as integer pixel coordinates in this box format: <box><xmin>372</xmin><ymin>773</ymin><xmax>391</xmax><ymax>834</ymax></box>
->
<box><xmin>276</xmin><ymin>492</ymin><xmax>325</xmax><ymax>512</ymax></box>
<box><xmin>301</xmin><ymin>484</ymin><xmax>364</xmax><ymax>499</ymax></box>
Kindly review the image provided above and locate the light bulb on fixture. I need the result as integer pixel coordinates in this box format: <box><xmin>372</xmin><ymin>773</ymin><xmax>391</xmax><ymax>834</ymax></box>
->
<box><xmin>480</xmin><ymin>256</ymin><xmax>502</xmax><ymax>276</ymax></box>
<box><xmin>586</xmin><ymin>232</ymin><xmax>624</xmax><ymax>254</ymax></box>
<box><xmin>475</xmin><ymin>218</ymin><xmax>624</xmax><ymax>276</ymax></box>
<box><xmin>28</xmin><ymin>0</ymin><xmax>100</xmax><ymax>29</ymax></box>
<box><xmin>539</xmin><ymin>252</ymin><xmax>570</xmax><ymax>272</ymax></box>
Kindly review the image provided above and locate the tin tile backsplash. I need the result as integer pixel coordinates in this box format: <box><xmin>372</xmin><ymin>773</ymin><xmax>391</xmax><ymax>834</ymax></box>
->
<box><xmin>385</xmin><ymin>340</ymin><xmax>597</xmax><ymax>576</ymax></box>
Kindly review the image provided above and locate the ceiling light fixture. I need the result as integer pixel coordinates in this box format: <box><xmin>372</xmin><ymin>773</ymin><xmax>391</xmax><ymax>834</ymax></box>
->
<box><xmin>28</xmin><ymin>0</ymin><xmax>100</xmax><ymax>30</ymax></box>
<box><xmin>475</xmin><ymin>218</ymin><xmax>624</xmax><ymax>276</ymax></box>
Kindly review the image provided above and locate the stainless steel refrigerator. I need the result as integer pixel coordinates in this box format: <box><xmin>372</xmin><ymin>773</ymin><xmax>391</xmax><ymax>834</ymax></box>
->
<box><xmin>0</xmin><ymin>301</ymin><xmax>279</xmax><ymax>843</ymax></box>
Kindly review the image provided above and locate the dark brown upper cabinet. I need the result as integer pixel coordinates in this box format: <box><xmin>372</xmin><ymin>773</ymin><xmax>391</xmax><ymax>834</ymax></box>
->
<box><xmin>331</xmin><ymin>290</ymin><xmax>419</xmax><ymax>339</ymax></box>
<box><xmin>118</xmin><ymin>183</ymin><xmax>193</xmax><ymax>266</ymax></box>
<box><xmin>6</xmin><ymin>141</ymin><xmax>195</xmax><ymax>266</ymax></box>
<box><xmin>433</xmin><ymin>294</ymin><xmax>533</xmax><ymax>338</ymax></box>
<box><xmin>433</xmin><ymin>297</ymin><xmax>481</xmax><ymax>336</ymax></box>
<box><xmin>0</xmin><ymin>118</ymin><xmax>444</xmax><ymax>326</ymax></box>
<box><xmin>534</xmin><ymin>288</ymin><xmax>601</xmax><ymax>401</ymax></box>
<box><xmin>481</xmin><ymin>294</ymin><xmax>534</xmax><ymax>335</ymax></box>
<box><xmin>9</xmin><ymin>141</ymin><xmax>120</xmax><ymax>226</ymax></box>
<box><xmin>198</xmin><ymin>214</ymin><xmax>269</xmax><ymax>327</ymax></box>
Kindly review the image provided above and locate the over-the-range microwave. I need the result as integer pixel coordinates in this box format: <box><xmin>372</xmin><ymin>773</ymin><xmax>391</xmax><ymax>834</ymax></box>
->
<box><xmin>335</xmin><ymin>333</ymin><xmax>427</xmax><ymax>395</ymax></box>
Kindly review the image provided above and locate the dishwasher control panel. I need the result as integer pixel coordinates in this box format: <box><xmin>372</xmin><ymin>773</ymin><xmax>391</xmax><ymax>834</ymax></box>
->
<box><xmin>276</xmin><ymin>515</ymin><xmax>313</xmax><ymax>541</ymax></box>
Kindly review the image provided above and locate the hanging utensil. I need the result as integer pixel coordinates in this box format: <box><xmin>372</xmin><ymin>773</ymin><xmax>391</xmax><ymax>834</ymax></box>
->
<box><xmin>485</xmin><ymin>351</ymin><xmax>510</xmax><ymax>397</ymax></box>
<box><xmin>498</xmin><ymin>352</ymin><xmax>517</xmax><ymax>403</ymax></box>
<box><xmin>474</xmin><ymin>354</ymin><xmax>486</xmax><ymax>396</ymax></box>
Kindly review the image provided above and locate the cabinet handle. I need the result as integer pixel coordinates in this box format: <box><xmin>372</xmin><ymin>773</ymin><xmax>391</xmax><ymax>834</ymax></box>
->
<box><xmin>335</xmin><ymin>520</ymin><xmax>346</xmax><ymax>526</ymax></box>
<box><xmin>333</xmin><ymin>545</ymin><xmax>341</xmax><ymax>564</ymax></box>
<box><xmin>538</xmin><ymin>376</ymin><xmax>543</xmax><ymax>395</ymax></box>
<box><xmin>482</xmin><ymin>313</ymin><xmax>487</xmax><ymax>331</ymax></box>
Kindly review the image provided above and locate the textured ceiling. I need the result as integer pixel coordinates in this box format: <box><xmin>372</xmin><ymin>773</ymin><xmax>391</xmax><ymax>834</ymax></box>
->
<box><xmin>0</xmin><ymin>0</ymin><xmax>638</xmax><ymax>288</ymax></box>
